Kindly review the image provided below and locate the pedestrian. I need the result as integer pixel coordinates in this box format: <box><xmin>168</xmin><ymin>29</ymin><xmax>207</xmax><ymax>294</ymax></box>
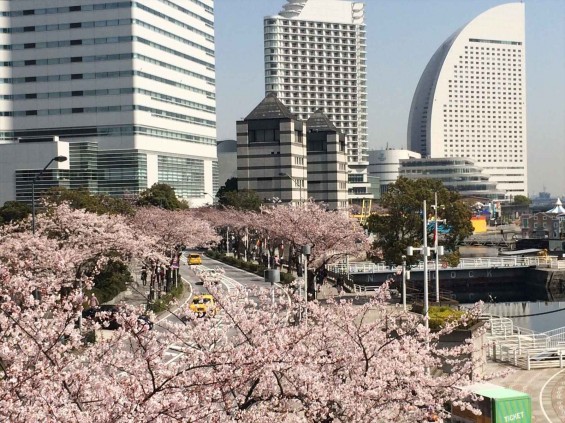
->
<box><xmin>89</xmin><ymin>293</ymin><xmax>99</xmax><ymax>308</ymax></box>
<box><xmin>337</xmin><ymin>284</ymin><xmax>343</xmax><ymax>296</ymax></box>
<box><xmin>141</xmin><ymin>267</ymin><xmax>147</xmax><ymax>286</ymax></box>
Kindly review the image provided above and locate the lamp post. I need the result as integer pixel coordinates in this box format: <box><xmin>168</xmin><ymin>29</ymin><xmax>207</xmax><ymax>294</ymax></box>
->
<box><xmin>302</xmin><ymin>244</ymin><xmax>311</xmax><ymax>323</ymax></box>
<box><xmin>431</xmin><ymin>192</ymin><xmax>446</xmax><ymax>303</ymax></box>
<box><xmin>406</xmin><ymin>200</ymin><xmax>429</xmax><ymax>335</ymax></box>
<box><xmin>279</xmin><ymin>172</ymin><xmax>303</xmax><ymax>205</ymax></box>
<box><xmin>401</xmin><ymin>255</ymin><xmax>407</xmax><ymax>312</ymax></box>
<box><xmin>406</xmin><ymin>200</ymin><xmax>444</xmax><ymax>330</ymax></box>
<box><xmin>202</xmin><ymin>192</ymin><xmax>215</xmax><ymax>206</ymax></box>
<box><xmin>32</xmin><ymin>155</ymin><xmax>67</xmax><ymax>235</ymax></box>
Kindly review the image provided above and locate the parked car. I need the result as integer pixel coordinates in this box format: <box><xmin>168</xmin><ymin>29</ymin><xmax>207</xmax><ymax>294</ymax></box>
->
<box><xmin>188</xmin><ymin>253</ymin><xmax>202</xmax><ymax>265</ymax></box>
<box><xmin>82</xmin><ymin>304</ymin><xmax>154</xmax><ymax>331</ymax></box>
<box><xmin>189</xmin><ymin>294</ymin><xmax>217</xmax><ymax>317</ymax></box>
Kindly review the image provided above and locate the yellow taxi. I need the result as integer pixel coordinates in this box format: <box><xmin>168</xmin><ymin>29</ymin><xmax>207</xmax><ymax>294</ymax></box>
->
<box><xmin>187</xmin><ymin>253</ymin><xmax>202</xmax><ymax>265</ymax></box>
<box><xmin>189</xmin><ymin>294</ymin><xmax>217</xmax><ymax>317</ymax></box>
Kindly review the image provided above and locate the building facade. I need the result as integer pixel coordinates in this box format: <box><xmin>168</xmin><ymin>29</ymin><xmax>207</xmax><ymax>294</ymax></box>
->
<box><xmin>0</xmin><ymin>0</ymin><xmax>217</xmax><ymax>207</ymax></box>
<box><xmin>368</xmin><ymin>148</ymin><xmax>421</xmax><ymax>195</ymax></box>
<box><xmin>306</xmin><ymin>110</ymin><xmax>348</xmax><ymax>209</ymax></box>
<box><xmin>407</xmin><ymin>3</ymin><xmax>527</xmax><ymax>196</ymax></box>
<box><xmin>0</xmin><ymin>138</ymin><xmax>70</xmax><ymax>205</ymax></box>
<box><xmin>216</xmin><ymin>139</ymin><xmax>237</xmax><ymax>190</ymax></box>
<box><xmin>264</xmin><ymin>0</ymin><xmax>370</xmax><ymax>202</ymax></box>
<box><xmin>237</xmin><ymin>93</ymin><xmax>307</xmax><ymax>205</ymax></box>
<box><xmin>399</xmin><ymin>157</ymin><xmax>505</xmax><ymax>200</ymax></box>
<box><xmin>521</xmin><ymin>212</ymin><xmax>565</xmax><ymax>241</ymax></box>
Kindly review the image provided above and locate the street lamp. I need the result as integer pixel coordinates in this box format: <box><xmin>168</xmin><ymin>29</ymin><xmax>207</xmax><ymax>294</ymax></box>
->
<box><xmin>430</xmin><ymin>192</ymin><xmax>446</xmax><ymax>303</ymax></box>
<box><xmin>302</xmin><ymin>244</ymin><xmax>311</xmax><ymax>323</ymax></box>
<box><xmin>32</xmin><ymin>155</ymin><xmax>67</xmax><ymax>235</ymax></box>
<box><xmin>406</xmin><ymin>200</ymin><xmax>444</xmax><ymax>333</ymax></box>
<box><xmin>401</xmin><ymin>255</ymin><xmax>408</xmax><ymax>312</ymax></box>
<box><xmin>279</xmin><ymin>172</ymin><xmax>303</xmax><ymax>204</ymax></box>
<box><xmin>202</xmin><ymin>192</ymin><xmax>215</xmax><ymax>205</ymax></box>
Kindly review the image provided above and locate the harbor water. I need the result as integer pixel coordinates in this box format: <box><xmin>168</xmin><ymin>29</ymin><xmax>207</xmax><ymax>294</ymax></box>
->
<box><xmin>468</xmin><ymin>301</ymin><xmax>565</xmax><ymax>333</ymax></box>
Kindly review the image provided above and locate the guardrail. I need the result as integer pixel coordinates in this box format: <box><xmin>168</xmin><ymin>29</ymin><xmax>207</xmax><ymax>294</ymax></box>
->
<box><xmin>327</xmin><ymin>256</ymin><xmax>565</xmax><ymax>275</ymax></box>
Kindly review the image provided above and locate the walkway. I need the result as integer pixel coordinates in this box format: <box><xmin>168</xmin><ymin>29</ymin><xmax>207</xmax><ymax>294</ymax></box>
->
<box><xmin>487</xmin><ymin>362</ymin><xmax>565</xmax><ymax>422</ymax></box>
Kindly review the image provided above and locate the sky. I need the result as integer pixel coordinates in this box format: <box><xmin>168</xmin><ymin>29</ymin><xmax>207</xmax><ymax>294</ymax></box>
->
<box><xmin>214</xmin><ymin>0</ymin><xmax>565</xmax><ymax>198</ymax></box>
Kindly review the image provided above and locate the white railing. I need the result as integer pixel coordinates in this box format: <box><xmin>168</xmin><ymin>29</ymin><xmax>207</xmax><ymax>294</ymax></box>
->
<box><xmin>483</xmin><ymin>314</ymin><xmax>565</xmax><ymax>369</ymax></box>
<box><xmin>327</xmin><ymin>256</ymin><xmax>565</xmax><ymax>275</ymax></box>
<box><xmin>542</xmin><ymin>326</ymin><xmax>565</xmax><ymax>348</ymax></box>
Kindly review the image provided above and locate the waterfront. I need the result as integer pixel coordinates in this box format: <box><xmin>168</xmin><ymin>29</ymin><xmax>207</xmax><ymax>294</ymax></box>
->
<box><xmin>469</xmin><ymin>301</ymin><xmax>565</xmax><ymax>333</ymax></box>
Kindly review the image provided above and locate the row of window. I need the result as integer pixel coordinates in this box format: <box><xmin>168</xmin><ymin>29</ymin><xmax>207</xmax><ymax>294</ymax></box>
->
<box><xmin>266</xmin><ymin>19</ymin><xmax>364</xmax><ymax>31</ymax></box>
<box><xmin>3</xmin><ymin>0</ymin><xmax>213</xmax><ymax>26</ymax></box>
<box><xmin>2</xmin><ymin>104</ymin><xmax>216</xmax><ymax>127</ymax></box>
<box><xmin>2</xmin><ymin>52</ymin><xmax>215</xmax><ymax>86</ymax></box>
<box><xmin>469</xmin><ymin>38</ymin><xmax>522</xmax><ymax>46</ymax></box>
<box><xmin>3</xmin><ymin>35</ymin><xmax>214</xmax><ymax>70</ymax></box>
<box><xmin>2</xmin><ymin>70</ymin><xmax>215</xmax><ymax>99</ymax></box>
<box><xmin>136</xmin><ymin>2</ymin><xmax>213</xmax><ymax>42</ymax></box>
<box><xmin>4</xmin><ymin>5</ymin><xmax>214</xmax><ymax>46</ymax></box>
<box><xmin>158</xmin><ymin>156</ymin><xmax>205</xmax><ymax>198</ymax></box>
<box><xmin>1</xmin><ymin>124</ymin><xmax>216</xmax><ymax>146</ymax></box>
<box><xmin>133</xmin><ymin>18</ymin><xmax>214</xmax><ymax>55</ymax></box>
<box><xmin>3</xmin><ymin>87</ymin><xmax>215</xmax><ymax>114</ymax></box>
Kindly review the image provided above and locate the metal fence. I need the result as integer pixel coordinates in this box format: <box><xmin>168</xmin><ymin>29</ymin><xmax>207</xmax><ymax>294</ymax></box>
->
<box><xmin>328</xmin><ymin>256</ymin><xmax>564</xmax><ymax>275</ymax></box>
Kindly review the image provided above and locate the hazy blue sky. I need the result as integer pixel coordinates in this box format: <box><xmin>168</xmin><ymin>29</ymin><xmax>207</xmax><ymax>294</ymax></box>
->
<box><xmin>215</xmin><ymin>0</ymin><xmax>565</xmax><ymax>197</ymax></box>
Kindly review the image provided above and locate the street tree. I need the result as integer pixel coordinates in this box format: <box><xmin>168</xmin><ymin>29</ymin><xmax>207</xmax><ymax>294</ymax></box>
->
<box><xmin>512</xmin><ymin>195</ymin><xmax>531</xmax><ymax>206</ymax></box>
<box><xmin>44</xmin><ymin>187</ymin><xmax>135</xmax><ymax>216</ymax></box>
<box><xmin>0</xmin><ymin>204</ymin><xmax>488</xmax><ymax>423</ymax></box>
<box><xmin>216</xmin><ymin>176</ymin><xmax>238</xmax><ymax>200</ymax></box>
<box><xmin>137</xmin><ymin>183</ymin><xmax>188</xmax><ymax>210</ymax></box>
<box><xmin>0</xmin><ymin>200</ymin><xmax>31</xmax><ymax>225</ymax></box>
<box><xmin>131</xmin><ymin>206</ymin><xmax>220</xmax><ymax>255</ymax></box>
<box><xmin>220</xmin><ymin>189</ymin><xmax>262</xmax><ymax>211</ymax></box>
<box><xmin>367</xmin><ymin>177</ymin><xmax>473</xmax><ymax>265</ymax></box>
<box><xmin>259</xmin><ymin>201</ymin><xmax>371</xmax><ymax>292</ymax></box>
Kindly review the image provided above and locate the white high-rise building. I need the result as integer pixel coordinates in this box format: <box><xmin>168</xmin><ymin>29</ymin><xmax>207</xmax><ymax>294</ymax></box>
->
<box><xmin>0</xmin><ymin>0</ymin><xmax>216</xmax><ymax>207</ymax></box>
<box><xmin>407</xmin><ymin>3</ymin><xmax>527</xmax><ymax>196</ymax></box>
<box><xmin>264</xmin><ymin>0</ymin><xmax>370</xmax><ymax>202</ymax></box>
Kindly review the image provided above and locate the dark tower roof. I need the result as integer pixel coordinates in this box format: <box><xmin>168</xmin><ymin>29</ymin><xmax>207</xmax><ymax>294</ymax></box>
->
<box><xmin>245</xmin><ymin>92</ymin><xmax>296</xmax><ymax>121</ymax></box>
<box><xmin>306</xmin><ymin>109</ymin><xmax>339</xmax><ymax>133</ymax></box>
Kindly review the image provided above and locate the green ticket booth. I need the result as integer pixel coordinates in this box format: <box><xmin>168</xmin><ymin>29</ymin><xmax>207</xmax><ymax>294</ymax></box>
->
<box><xmin>451</xmin><ymin>382</ymin><xmax>531</xmax><ymax>423</ymax></box>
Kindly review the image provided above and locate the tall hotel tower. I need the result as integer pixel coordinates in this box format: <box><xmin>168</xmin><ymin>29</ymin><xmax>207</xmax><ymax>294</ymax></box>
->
<box><xmin>0</xmin><ymin>0</ymin><xmax>217</xmax><ymax>206</ymax></box>
<box><xmin>264</xmin><ymin>0</ymin><xmax>370</xmax><ymax>202</ymax></box>
<box><xmin>408</xmin><ymin>3</ymin><xmax>527</xmax><ymax>196</ymax></box>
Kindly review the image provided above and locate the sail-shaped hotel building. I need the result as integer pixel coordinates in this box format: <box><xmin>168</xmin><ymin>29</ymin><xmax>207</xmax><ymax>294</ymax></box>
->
<box><xmin>407</xmin><ymin>3</ymin><xmax>527</xmax><ymax>196</ymax></box>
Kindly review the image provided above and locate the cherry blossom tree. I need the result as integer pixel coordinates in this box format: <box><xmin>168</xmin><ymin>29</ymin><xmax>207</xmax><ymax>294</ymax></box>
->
<box><xmin>131</xmin><ymin>206</ymin><xmax>220</xmax><ymax>254</ymax></box>
<box><xmin>0</xmin><ymin>203</ymin><xmax>489</xmax><ymax>422</ymax></box>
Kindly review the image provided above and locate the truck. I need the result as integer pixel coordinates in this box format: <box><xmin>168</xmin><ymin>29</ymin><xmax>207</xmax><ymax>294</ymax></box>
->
<box><xmin>451</xmin><ymin>382</ymin><xmax>531</xmax><ymax>423</ymax></box>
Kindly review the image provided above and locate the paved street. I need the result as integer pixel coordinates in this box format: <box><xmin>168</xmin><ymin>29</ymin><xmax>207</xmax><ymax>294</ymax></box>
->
<box><xmin>487</xmin><ymin>363</ymin><xmax>565</xmax><ymax>422</ymax></box>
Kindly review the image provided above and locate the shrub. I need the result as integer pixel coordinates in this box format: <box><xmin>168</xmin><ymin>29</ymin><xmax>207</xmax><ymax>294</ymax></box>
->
<box><xmin>149</xmin><ymin>283</ymin><xmax>184</xmax><ymax>314</ymax></box>
<box><xmin>280</xmin><ymin>272</ymin><xmax>295</xmax><ymax>284</ymax></box>
<box><xmin>428</xmin><ymin>306</ymin><xmax>465</xmax><ymax>331</ymax></box>
<box><xmin>87</xmin><ymin>261</ymin><xmax>132</xmax><ymax>305</ymax></box>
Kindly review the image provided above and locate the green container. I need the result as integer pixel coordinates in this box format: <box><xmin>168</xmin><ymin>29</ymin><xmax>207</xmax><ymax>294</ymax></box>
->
<box><xmin>456</xmin><ymin>383</ymin><xmax>532</xmax><ymax>423</ymax></box>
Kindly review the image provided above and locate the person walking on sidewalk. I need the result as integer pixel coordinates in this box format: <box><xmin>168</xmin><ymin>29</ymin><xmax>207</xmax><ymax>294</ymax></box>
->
<box><xmin>141</xmin><ymin>267</ymin><xmax>147</xmax><ymax>286</ymax></box>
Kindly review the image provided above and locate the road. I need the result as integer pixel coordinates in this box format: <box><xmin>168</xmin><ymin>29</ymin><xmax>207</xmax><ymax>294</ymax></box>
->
<box><xmin>160</xmin><ymin>252</ymin><xmax>291</xmax><ymax>363</ymax></box>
